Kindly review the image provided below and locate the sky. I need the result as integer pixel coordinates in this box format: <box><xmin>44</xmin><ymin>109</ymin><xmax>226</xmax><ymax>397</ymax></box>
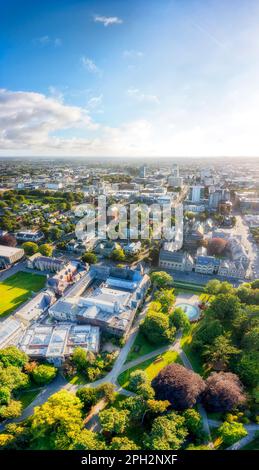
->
<box><xmin>1</xmin><ymin>0</ymin><xmax>259</xmax><ymax>158</ymax></box>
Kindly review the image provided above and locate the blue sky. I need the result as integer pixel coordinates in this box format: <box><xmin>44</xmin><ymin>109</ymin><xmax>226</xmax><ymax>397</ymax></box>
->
<box><xmin>1</xmin><ymin>0</ymin><xmax>259</xmax><ymax>157</ymax></box>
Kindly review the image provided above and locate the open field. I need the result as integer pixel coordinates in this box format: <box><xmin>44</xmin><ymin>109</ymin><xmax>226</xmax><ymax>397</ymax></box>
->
<box><xmin>118</xmin><ymin>350</ymin><xmax>182</xmax><ymax>390</ymax></box>
<box><xmin>125</xmin><ymin>331</ymin><xmax>167</xmax><ymax>363</ymax></box>
<box><xmin>0</xmin><ymin>272</ymin><xmax>46</xmax><ymax>318</ymax></box>
<box><xmin>180</xmin><ymin>324</ymin><xmax>205</xmax><ymax>376</ymax></box>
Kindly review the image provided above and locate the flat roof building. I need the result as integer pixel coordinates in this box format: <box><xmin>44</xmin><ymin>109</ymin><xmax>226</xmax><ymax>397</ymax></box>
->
<box><xmin>0</xmin><ymin>244</ymin><xmax>24</xmax><ymax>267</ymax></box>
<box><xmin>19</xmin><ymin>323</ymin><xmax>100</xmax><ymax>366</ymax></box>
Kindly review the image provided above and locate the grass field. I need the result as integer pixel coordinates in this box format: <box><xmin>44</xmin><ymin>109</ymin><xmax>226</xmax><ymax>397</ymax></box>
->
<box><xmin>126</xmin><ymin>331</ymin><xmax>167</xmax><ymax>363</ymax></box>
<box><xmin>0</xmin><ymin>272</ymin><xmax>46</xmax><ymax>317</ymax></box>
<box><xmin>17</xmin><ymin>388</ymin><xmax>42</xmax><ymax>410</ymax></box>
<box><xmin>180</xmin><ymin>324</ymin><xmax>205</xmax><ymax>376</ymax></box>
<box><xmin>118</xmin><ymin>350</ymin><xmax>182</xmax><ymax>390</ymax></box>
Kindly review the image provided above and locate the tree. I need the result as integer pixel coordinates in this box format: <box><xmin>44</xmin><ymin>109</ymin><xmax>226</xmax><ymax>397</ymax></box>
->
<box><xmin>0</xmin><ymin>346</ymin><xmax>28</xmax><ymax>368</ymax></box>
<box><xmin>39</xmin><ymin>243</ymin><xmax>53</xmax><ymax>257</ymax></box>
<box><xmin>76</xmin><ymin>387</ymin><xmax>98</xmax><ymax>411</ymax></box>
<box><xmin>203</xmin><ymin>334</ymin><xmax>240</xmax><ymax>371</ymax></box>
<box><xmin>183</xmin><ymin>409</ymin><xmax>203</xmax><ymax>440</ymax></box>
<box><xmin>32</xmin><ymin>364</ymin><xmax>57</xmax><ymax>385</ymax></box>
<box><xmin>234</xmin><ymin>352</ymin><xmax>259</xmax><ymax>388</ymax></box>
<box><xmin>140</xmin><ymin>311</ymin><xmax>174</xmax><ymax>345</ymax></box>
<box><xmin>110</xmin><ymin>437</ymin><xmax>139</xmax><ymax>450</ymax></box>
<box><xmin>208</xmin><ymin>294</ymin><xmax>241</xmax><ymax>326</ymax></box>
<box><xmin>242</xmin><ymin>326</ymin><xmax>259</xmax><ymax>352</ymax></box>
<box><xmin>146</xmin><ymin>399</ymin><xmax>170</xmax><ymax>415</ymax></box>
<box><xmin>218</xmin><ymin>421</ymin><xmax>247</xmax><ymax>446</ymax></box>
<box><xmin>0</xmin><ymin>399</ymin><xmax>22</xmax><ymax>419</ymax></box>
<box><xmin>71</xmin><ymin>347</ymin><xmax>88</xmax><ymax>371</ymax></box>
<box><xmin>30</xmin><ymin>390</ymin><xmax>83</xmax><ymax>450</ymax></box>
<box><xmin>0</xmin><ymin>386</ymin><xmax>11</xmax><ymax>405</ymax></box>
<box><xmin>0</xmin><ymin>233</ymin><xmax>17</xmax><ymax>247</ymax></box>
<box><xmin>81</xmin><ymin>252</ymin><xmax>97</xmax><ymax>265</ymax></box>
<box><xmin>73</xmin><ymin>429</ymin><xmax>105</xmax><ymax>450</ymax></box>
<box><xmin>154</xmin><ymin>289</ymin><xmax>175</xmax><ymax>313</ymax></box>
<box><xmin>150</xmin><ymin>271</ymin><xmax>173</xmax><ymax>289</ymax></box>
<box><xmin>137</xmin><ymin>383</ymin><xmax>155</xmax><ymax>400</ymax></box>
<box><xmin>120</xmin><ymin>396</ymin><xmax>147</xmax><ymax>422</ymax></box>
<box><xmin>203</xmin><ymin>372</ymin><xmax>246</xmax><ymax>412</ymax></box>
<box><xmin>207</xmin><ymin>237</ymin><xmax>227</xmax><ymax>256</ymax></box>
<box><xmin>129</xmin><ymin>370</ymin><xmax>149</xmax><ymax>390</ymax></box>
<box><xmin>99</xmin><ymin>407</ymin><xmax>129</xmax><ymax>435</ymax></box>
<box><xmin>145</xmin><ymin>412</ymin><xmax>188</xmax><ymax>450</ymax></box>
<box><xmin>205</xmin><ymin>279</ymin><xmax>221</xmax><ymax>295</ymax></box>
<box><xmin>110</xmin><ymin>247</ymin><xmax>125</xmax><ymax>262</ymax></box>
<box><xmin>96</xmin><ymin>383</ymin><xmax>116</xmax><ymax>403</ymax></box>
<box><xmin>22</xmin><ymin>241</ymin><xmax>39</xmax><ymax>255</ymax></box>
<box><xmin>192</xmin><ymin>319</ymin><xmax>223</xmax><ymax>354</ymax></box>
<box><xmin>152</xmin><ymin>363</ymin><xmax>206</xmax><ymax>410</ymax></box>
<box><xmin>0</xmin><ymin>364</ymin><xmax>29</xmax><ymax>392</ymax></box>
<box><xmin>170</xmin><ymin>307</ymin><xmax>190</xmax><ymax>330</ymax></box>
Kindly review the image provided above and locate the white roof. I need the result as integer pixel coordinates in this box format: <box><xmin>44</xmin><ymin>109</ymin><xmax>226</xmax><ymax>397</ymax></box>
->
<box><xmin>0</xmin><ymin>245</ymin><xmax>24</xmax><ymax>257</ymax></box>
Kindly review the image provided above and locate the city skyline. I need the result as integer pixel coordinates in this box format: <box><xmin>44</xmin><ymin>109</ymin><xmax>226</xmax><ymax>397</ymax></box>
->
<box><xmin>1</xmin><ymin>0</ymin><xmax>259</xmax><ymax>158</ymax></box>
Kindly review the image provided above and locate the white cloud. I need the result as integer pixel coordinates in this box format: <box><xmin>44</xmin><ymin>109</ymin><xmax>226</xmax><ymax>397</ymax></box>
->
<box><xmin>87</xmin><ymin>94</ymin><xmax>103</xmax><ymax>112</ymax></box>
<box><xmin>94</xmin><ymin>15</ymin><xmax>123</xmax><ymax>27</ymax></box>
<box><xmin>81</xmin><ymin>56</ymin><xmax>102</xmax><ymax>76</ymax></box>
<box><xmin>34</xmin><ymin>36</ymin><xmax>62</xmax><ymax>47</ymax></box>
<box><xmin>0</xmin><ymin>88</ymin><xmax>97</xmax><ymax>151</ymax></box>
<box><xmin>123</xmin><ymin>50</ymin><xmax>143</xmax><ymax>59</ymax></box>
<box><xmin>127</xmin><ymin>88</ymin><xmax>160</xmax><ymax>104</ymax></box>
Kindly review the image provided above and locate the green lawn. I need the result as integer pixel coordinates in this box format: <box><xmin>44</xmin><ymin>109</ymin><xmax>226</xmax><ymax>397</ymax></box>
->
<box><xmin>17</xmin><ymin>388</ymin><xmax>42</xmax><ymax>410</ymax></box>
<box><xmin>126</xmin><ymin>331</ymin><xmax>166</xmax><ymax>363</ymax></box>
<box><xmin>180</xmin><ymin>324</ymin><xmax>205</xmax><ymax>376</ymax></box>
<box><xmin>68</xmin><ymin>372</ymin><xmax>88</xmax><ymax>385</ymax></box>
<box><xmin>118</xmin><ymin>350</ymin><xmax>182</xmax><ymax>390</ymax></box>
<box><xmin>172</xmin><ymin>281</ymin><xmax>205</xmax><ymax>293</ymax></box>
<box><xmin>0</xmin><ymin>272</ymin><xmax>46</xmax><ymax>317</ymax></box>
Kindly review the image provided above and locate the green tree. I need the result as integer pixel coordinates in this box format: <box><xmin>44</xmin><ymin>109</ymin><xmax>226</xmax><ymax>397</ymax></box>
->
<box><xmin>234</xmin><ymin>352</ymin><xmax>259</xmax><ymax>388</ymax></box>
<box><xmin>242</xmin><ymin>326</ymin><xmax>259</xmax><ymax>352</ymax></box>
<box><xmin>32</xmin><ymin>364</ymin><xmax>57</xmax><ymax>385</ymax></box>
<box><xmin>170</xmin><ymin>307</ymin><xmax>190</xmax><ymax>330</ymax></box>
<box><xmin>0</xmin><ymin>364</ymin><xmax>29</xmax><ymax>392</ymax></box>
<box><xmin>73</xmin><ymin>429</ymin><xmax>104</xmax><ymax>450</ymax></box>
<box><xmin>208</xmin><ymin>294</ymin><xmax>241</xmax><ymax>327</ymax></box>
<box><xmin>30</xmin><ymin>390</ymin><xmax>83</xmax><ymax>450</ymax></box>
<box><xmin>150</xmin><ymin>271</ymin><xmax>173</xmax><ymax>289</ymax></box>
<box><xmin>129</xmin><ymin>370</ymin><xmax>149</xmax><ymax>390</ymax></box>
<box><xmin>76</xmin><ymin>387</ymin><xmax>98</xmax><ymax>412</ymax></box>
<box><xmin>140</xmin><ymin>311</ymin><xmax>174</xmax><ymax>345</ymax></box>
<box><xmin>81</xmin><ymin>252</ymin><xmax>97</xmax><ymax>265</ymax></box>
<box><xmin>183</xmin><ymin>409</ymin><xmax>203</xmax><ymax>440</ymax></box>
<box><xmin>39</xmin><ymin>243</ymin><xmax>53</xmax><ymax>257</ymax></box>
<box><xmin>205</xmin><ymin>279</ymin><xmax>221</xmax><ymax>295</ymax></box>
<box><xmin>22</xmin><ymin>241</ymin><xmax>39</xmax><ymax>255</ymax></box>
<box><xmin>0</xmin><ymin>399</ymin><xmax>22</xmax><ymax>419</ymax></box>
<box><xmin>99</xmin><ymin>408</ymin><xmax>129</xmax><ymax>435</ymax></box>
<box><xmin>0</xmin><ymin>346</ymin><xmax>28</xmax><ymax>368</ymax></box>
<box><xmin>145</xmin><ymin>412</ymin><xmax>188</xmax><ymax>450</ymax></box>
<box><xmin>192</xmin><ymin>319</ymin><xmax>223</xmax><ymax>351</ymax></box>
<box><xmin>154</xmin><ymin>289</ymin><xmax>175</xmax><ymax>313</ymax></box>
<box><xmin>203</xmin><ymin>335</ymin><xmax>240</xmax><ymax>371</ymax></box>
<box><xmin>110</xmin><ymin>247</ymin><xmax>125</xmax><ymax>262</ymax></box>
<box><xmin>110</xmin><ymin>437</ymin><xmax>139</xmax><ymax>450</ymax></box>
<box><xmin>0</xmin><ymin>386</ymin><xmax>11</xmax><ymax>405</ymax></box>
<box><xmin>218</xmin><ymin>421</ymin><xmax>247</xmax><ymax>446</ymax></box>
<box><xmin>71</xmin><ymin>347</ymin><xmax>88</xmax><ymax>371</ymax></box>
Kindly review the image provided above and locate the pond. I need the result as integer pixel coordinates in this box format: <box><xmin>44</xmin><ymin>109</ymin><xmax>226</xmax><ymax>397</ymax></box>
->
<box><xmin>176</xmin><ymin>303</ymin><xmax>200</xmax><ymax>321</ymax></box>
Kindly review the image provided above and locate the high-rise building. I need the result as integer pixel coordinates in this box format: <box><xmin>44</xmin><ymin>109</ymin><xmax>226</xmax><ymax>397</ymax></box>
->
<box><xmin>188</xmin><ymin>185</ymin><xmax>205</xmax><ymax>203</ymax></box>
<box><xmin>172</xmin><ymin>163</ymin><xmax>179</xmax><ymax>177</ymax></box>
<box><xmin>139</xmin><ymin>165</ymin><xmax>147</xmax><ymax>178</ymax></box>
